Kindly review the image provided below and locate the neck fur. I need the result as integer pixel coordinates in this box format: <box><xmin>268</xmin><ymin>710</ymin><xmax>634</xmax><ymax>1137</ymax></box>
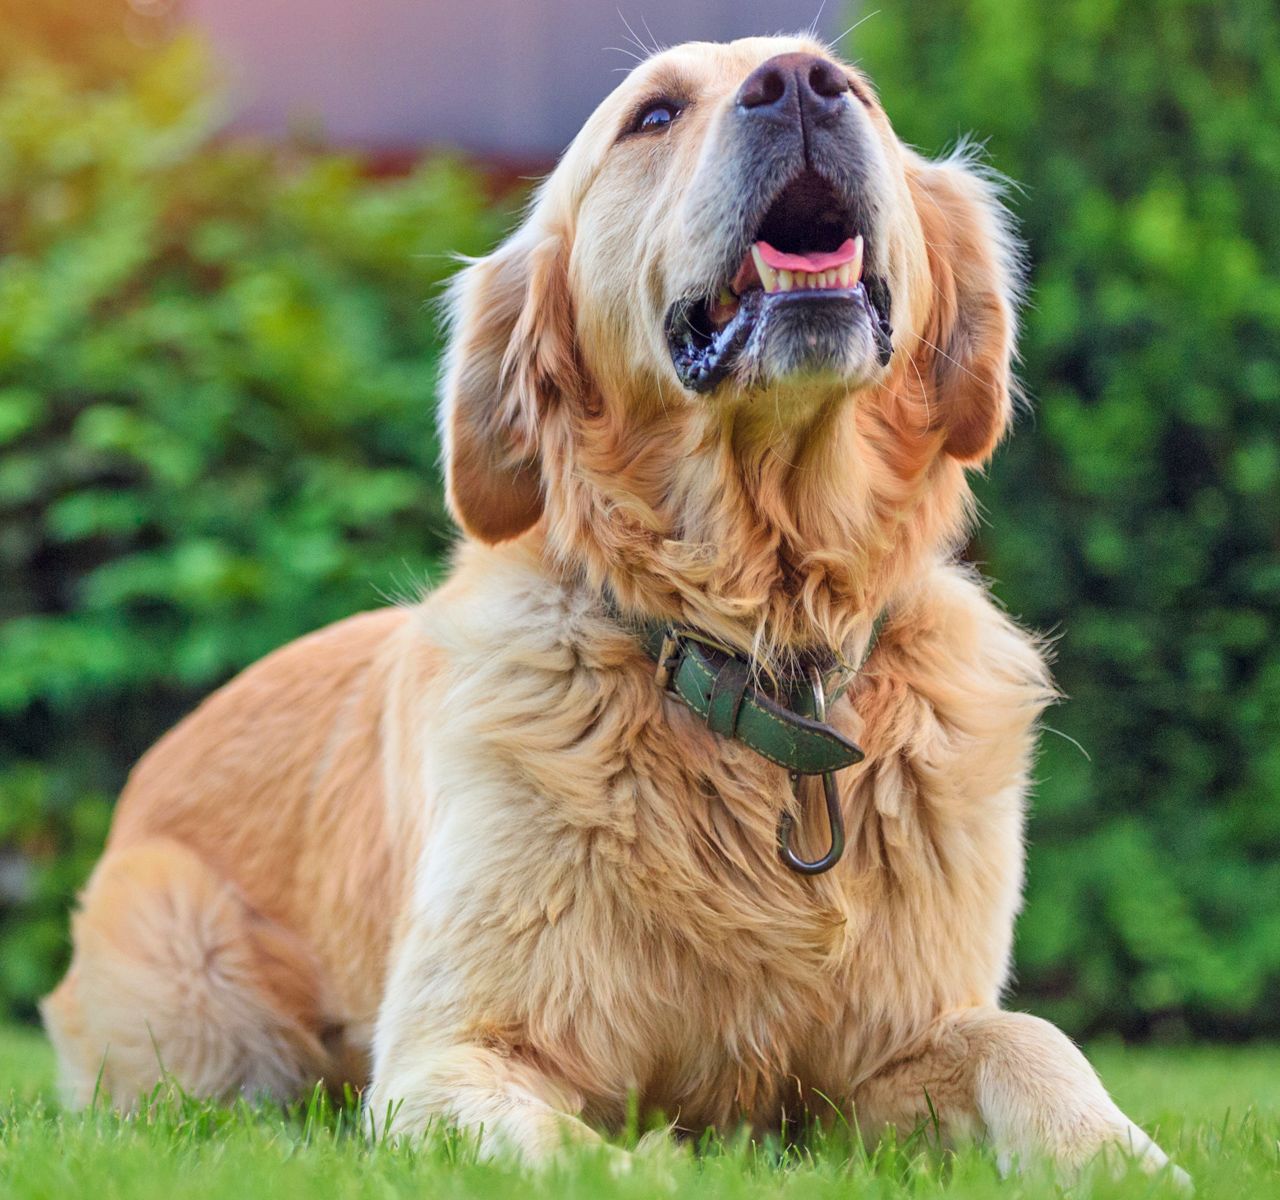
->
<box><xmin>534</xmin><ymin>370</ymin><xmax>973</xmax><ymax>666</ymax></box>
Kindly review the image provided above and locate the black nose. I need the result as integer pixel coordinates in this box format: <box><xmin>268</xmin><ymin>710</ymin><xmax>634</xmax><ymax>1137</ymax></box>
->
<box><xmin>736</xmin><ymin>53</ymin><xmax>850</xmax><ymax>124</ymax></box>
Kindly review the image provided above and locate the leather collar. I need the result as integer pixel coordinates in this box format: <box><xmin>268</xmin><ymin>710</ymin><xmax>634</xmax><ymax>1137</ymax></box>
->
<box><xmin>608</xmin><ymin>598</ymin><xmax>886</xmax><ymax>776</ymax></box>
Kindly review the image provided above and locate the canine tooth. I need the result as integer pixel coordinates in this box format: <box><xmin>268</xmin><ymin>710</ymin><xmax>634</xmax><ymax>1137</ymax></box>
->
<box><xmin>777</xmin><ymin>269</ymin><xmax>794</xmax><ymax>292</ymax></box>
<box><xmin>750</xmin><ymin>245</ymin><xmax>778</xmax><ymax>293</ymax></box>
<box><xmin>851</xmin><ymin>234</ymin><xmax>865</xmax><ymax>283</ymax></box>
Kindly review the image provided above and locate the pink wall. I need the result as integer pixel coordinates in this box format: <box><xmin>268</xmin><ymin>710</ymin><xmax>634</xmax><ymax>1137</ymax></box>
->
<box><xmin>187</xmin><ymin>0</ymin><xmax>844</xmax><ymax>155</ymax></box>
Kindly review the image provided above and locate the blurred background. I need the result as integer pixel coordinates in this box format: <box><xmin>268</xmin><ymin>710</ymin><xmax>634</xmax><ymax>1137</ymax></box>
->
<box><xmin>0</xmin><ymin>0</ymin><xmax>1277</xmax><ymax>1047</ymax></box>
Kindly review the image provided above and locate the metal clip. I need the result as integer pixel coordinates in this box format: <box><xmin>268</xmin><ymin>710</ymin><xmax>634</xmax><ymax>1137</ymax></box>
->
<box><xmin>653</xmin><ymin>633</ymin><xmax>680</xmax><ymax>690</ymax></box>
<box><xmin>777</xmin><ymin>666</ymin><xmax>847</xmax><ymax>875</ymax></box>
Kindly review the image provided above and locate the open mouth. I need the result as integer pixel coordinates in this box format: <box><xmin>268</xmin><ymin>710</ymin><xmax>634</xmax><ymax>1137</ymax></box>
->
<box><xmin>665</xmin><ymin>170</ymin><xmax>894</xmax><ymax>392</ymax></box>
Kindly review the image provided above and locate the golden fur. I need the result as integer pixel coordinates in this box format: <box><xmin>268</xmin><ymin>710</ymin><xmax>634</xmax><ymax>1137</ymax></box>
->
<box><xmin>44</xmin><ymin>36</ymin><xmax>1184</xmax><ymax>1183</ymax></box>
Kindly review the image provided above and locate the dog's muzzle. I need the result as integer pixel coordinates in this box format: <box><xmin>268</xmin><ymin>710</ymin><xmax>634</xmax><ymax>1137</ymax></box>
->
<box><xmin>664</xmin><ymin>53</ymin><xmax>895</xmax><ymax>392</ymax></box>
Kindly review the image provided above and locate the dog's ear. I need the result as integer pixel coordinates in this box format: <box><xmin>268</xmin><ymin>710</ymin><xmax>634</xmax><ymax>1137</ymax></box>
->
<box><xmin>908</xmin><ymin>152</ymin><xmax>1021</xmax><ymax>463</ymax></box>
<box><xmin>439</xmin><ymin>226</ymin><xmax>578</xmax><ymax>543</ymax></box>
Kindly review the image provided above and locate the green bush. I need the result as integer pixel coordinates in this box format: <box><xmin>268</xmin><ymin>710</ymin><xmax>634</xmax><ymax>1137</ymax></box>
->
<box><xmin>858</xmin><ymin>0</ymin><xmax>1280</xmax><ymax>1038</ymax></box>
<box><xmin>0</xmin><ymin>24</ymin><xmax>499</xmax><ymax>1018</ymax></box>
<box><xmin>3</xmin><ymin>1</ymin><xmax>1277</xmax><ymax>1040</ymax></box>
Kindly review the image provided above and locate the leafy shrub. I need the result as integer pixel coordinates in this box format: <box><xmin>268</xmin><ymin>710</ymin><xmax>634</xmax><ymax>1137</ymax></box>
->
<box><xmin>4</xmin><ymin>0</ymin><xmax>1278</xmax><ymax>1041</ymax></box>
<box><xmin>0</xmin><ymin>25</ymin><xmax>499</xmax><ymax>1018</ymax></box>
<box><xmin>858</xmin><ymin>0</ymin><xmax>1280</xmax><ymax>1037</ymax></box>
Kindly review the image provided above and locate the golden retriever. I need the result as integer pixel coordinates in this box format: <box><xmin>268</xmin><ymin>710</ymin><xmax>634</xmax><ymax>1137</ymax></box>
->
<box><xmin>42</xmin><ymin>35</ymin><xmax>1184</xmax><ymax>1183</ymax></box>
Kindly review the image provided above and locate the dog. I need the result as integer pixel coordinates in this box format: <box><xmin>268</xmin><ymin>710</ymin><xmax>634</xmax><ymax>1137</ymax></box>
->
<box><xmin>42</xmin><ymin>35</ymin><xmax>1185</xmax><ymax>1182</ymax></box>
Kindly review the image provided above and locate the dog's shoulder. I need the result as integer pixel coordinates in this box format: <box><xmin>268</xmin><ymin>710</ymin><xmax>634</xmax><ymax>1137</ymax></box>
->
<box><xmin>875</xmin><ymin>558</ymin><xmax>1052</xmax><ymax>701</ymax></box>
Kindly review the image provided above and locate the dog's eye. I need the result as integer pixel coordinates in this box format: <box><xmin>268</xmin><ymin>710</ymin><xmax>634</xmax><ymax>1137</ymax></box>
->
<box><xmin>632</xmin><ymin>100</ymin><xmax>683</xmax><ymax>133</ymax></box>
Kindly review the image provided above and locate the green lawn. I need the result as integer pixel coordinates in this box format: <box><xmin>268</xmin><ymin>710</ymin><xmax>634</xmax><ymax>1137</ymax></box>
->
<box><xmin>2</xmin><ymin>1024</ymin><xmax>1278</xmax><ymax>1199</ymax></box>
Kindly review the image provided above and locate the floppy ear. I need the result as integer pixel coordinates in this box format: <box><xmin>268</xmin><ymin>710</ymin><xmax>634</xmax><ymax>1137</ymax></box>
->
<box><xmin>439</xmin><ymin>227</ymin><xmax>579</xmax><ymax>543</ymax></box>
<box><xmin>908</xmin><ymin>152</ymin><xmax>1022</xmax><ymax>463</ymax></box>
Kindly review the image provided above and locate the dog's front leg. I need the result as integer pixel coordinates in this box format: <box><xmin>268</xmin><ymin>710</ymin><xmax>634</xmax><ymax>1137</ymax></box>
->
<box><xmin>852</xmin><ymin>1007</ymin><xmax>1189</xmax><ymax>1187</ymax></box>
<box><xmin>365</xmin><ymin>932</ymin><xmax>604</xmax><ymax>1164</ymax></box>
<box><xmin>365</xmin><ymin>1035</ymin><xmax>600</xmax><ymax>1161</ymax></box>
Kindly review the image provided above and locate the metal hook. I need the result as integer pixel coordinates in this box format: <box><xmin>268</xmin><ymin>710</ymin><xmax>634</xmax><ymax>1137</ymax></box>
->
<box><xmin>777</xmin><ymin>666</ymin><xmax>847</xmax><ymax>876</ymax></box>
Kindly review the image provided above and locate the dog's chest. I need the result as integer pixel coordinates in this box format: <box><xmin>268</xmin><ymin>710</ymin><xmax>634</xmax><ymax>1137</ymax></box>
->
<box><xmin>419</xmin><ymin>679</ymin><xmax>1005</xmax><ymax>1129</ymax></box>
<box><xmin>402</xmin><ymin>554</ymin><xmax>1043</xmax><ymax>1129</ymax></box>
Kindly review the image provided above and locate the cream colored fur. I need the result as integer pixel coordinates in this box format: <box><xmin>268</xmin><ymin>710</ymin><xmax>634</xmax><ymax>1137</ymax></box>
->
<box><xmin>43</xmin><ymin>35</ymin><xmax>1185</xmax><ymax>1187</ymax></box>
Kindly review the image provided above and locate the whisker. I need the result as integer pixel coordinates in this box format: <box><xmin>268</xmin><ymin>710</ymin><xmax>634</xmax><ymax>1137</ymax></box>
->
<box><xmin>655</xmin><ymin>373</ymin><xmax>672</xmax><ymax>421</ymax></box>
<box><xmin>907</xmin><ymin>344</ymin><xmax>932</xmax><ymax>426</ymax></box>
<box><xmin>806</xmin><ymin>0</ymin><xmax>829</xmax><ymax>42</ymax></box>
<box><xmin>639</xmin><ymin>12</ymin><xmax>663</xmax><ymax>55</ymax></box>
<box><xmin>915</xmin><ymin>333</ymin><xmax>986</xmax><ymax>387</ymax></box>
<box><xmin>605</xmin><ymin>45</ymin><xmax>645</xmax><ymax>66</ymax></box>
<box><xmin>617</xmin><ymin>10</ymin><xmax>653</xmax><ymax>60</ymax></box>
<box><xmin>1042</xmin><ymin>725</ymin><xmax>1092</xmax><ymax>763</ymax></box>
<box><xmin>830</xmin><ymin>8</ymin><xmax>880</xmax><ymax>51</ymax></box>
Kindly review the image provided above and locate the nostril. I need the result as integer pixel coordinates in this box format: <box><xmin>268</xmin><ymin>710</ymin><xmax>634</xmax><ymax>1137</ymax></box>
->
<box><xmin>739</xmin><ymin>65</ymin><xmax>788</xmax><ymax>110</ymax></box>
<box><xmin>808</xmin><ymin>61</ymin><xmax>850</xmax><ymax>100</ymax></box>
<box><xmin>738</xmin><ymin>54</ymin><xmax>852</xmax><ymax>115</ymax></box>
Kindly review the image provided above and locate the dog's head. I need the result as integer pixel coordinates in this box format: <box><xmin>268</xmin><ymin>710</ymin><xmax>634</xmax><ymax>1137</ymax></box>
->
<box><xmin>440</xmin><ymin>37</ymin><xmax>1020</xmax><ymax>646</ymax></box>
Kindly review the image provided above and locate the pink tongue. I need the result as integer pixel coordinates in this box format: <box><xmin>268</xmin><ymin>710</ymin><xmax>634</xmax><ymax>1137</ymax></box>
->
<box><xmin>755</xmin><ymin>238</ymin><xmax>858</xmax><ymax>273</ymax></box>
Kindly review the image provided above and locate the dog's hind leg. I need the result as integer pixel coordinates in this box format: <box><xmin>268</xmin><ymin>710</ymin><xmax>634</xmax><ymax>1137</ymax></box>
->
<box><xmin>41</xmin><ymin>838</ymin><xmax>333</xmax><ymax>1109</ymax></box>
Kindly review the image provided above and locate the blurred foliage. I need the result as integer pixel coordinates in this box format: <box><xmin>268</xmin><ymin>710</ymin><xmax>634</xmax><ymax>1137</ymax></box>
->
<box><xmin>0</xmin><ymin>4</ymin><xmax>499</xmax><ymax>1018</ymax></box>
<box><xmin>858</xmin><ymin>0</ymin><xmax>1280</xmax><ymax>1038</ymax></box>
<box><xmin>0</xmin><ymin>0</ymin><xmax>156</xmax><ymax>82</ymax></box>
<box><xmin>2</xmin><ymin>0</ymin><xmax>1278</xmax><ymax>1042</ymax></box>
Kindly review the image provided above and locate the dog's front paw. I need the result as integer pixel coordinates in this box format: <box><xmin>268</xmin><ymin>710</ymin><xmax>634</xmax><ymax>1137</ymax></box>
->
<box><xmin>556</xmin><ymin>1143</ymin><xmax>674</xmax><ymax>1193</ymax></box>
<box><xmin>1088</xmin><ymin>1124</ymin><xmax>1192</xmax><ymax>1195</ymax></box>
<box><xmin>997</xmin><ymin>1119</ymin><xmax>1191</xmax><ymax>1194</ymax></box>
<box><xmin>593</xmin><ymin>1131</ymin><xmax>679</xmax><ymax>1191</ymax></box>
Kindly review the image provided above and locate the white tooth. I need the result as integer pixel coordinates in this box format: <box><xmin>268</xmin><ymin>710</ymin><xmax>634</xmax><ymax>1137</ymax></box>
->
<box><xmin>837</xmin><ymin>264</ymin><xmax>852</xmax><ymax>288</ymax></box>
<box><xmin>751</xmin><ymin>246</ymin><xmax>778</xmax><ymax>293</ymax></box>
<box><xmin>777</xmin><ymin>269</ymin><xmax>794</xmax><ymax>292</ymax></box>
<box><xmin>824</xmin><ymin>269</ymin><xmax>837</xmax><ymax>288</ymax></box>
<box><xmin>851</xmin><ymin>234</ymin><xmax>864</xmax><ymax>284</ymax></box>
<box><xmin>795</xmin><ymin>270</ymin><xmax>809</xmax><ymax>289</ymax></box>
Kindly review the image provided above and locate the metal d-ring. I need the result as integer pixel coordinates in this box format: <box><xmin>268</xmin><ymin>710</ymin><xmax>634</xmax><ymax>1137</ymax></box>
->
<box><xmin>777</xmin><ymin>666</ymin><xmax>847</xmax><ymax>876</ymax></box>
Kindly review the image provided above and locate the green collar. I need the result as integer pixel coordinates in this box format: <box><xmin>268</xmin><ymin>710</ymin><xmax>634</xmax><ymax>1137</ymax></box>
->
<box><xmin>607</xmin><ymin>597</ymin><xmax>886</xmax><ymax>875</ymax></box>
<box><xmin>610</xmin><ymin>600</ymin><xmax>886</xmax><ymax>777</ymax></box>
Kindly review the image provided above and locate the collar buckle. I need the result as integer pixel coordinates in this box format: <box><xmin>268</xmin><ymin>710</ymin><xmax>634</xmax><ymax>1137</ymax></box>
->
<box><xmin>653</xmin><ymin>632</ymin><xmax>682</xmax><ymax>690</ymax></box>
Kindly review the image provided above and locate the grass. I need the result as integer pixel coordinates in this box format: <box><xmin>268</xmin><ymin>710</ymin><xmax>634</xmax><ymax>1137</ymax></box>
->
<box><xmin>2</xmin><ymin>1024</ymin><xmax>1278</xmax><ymax>1199</ymax></box>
